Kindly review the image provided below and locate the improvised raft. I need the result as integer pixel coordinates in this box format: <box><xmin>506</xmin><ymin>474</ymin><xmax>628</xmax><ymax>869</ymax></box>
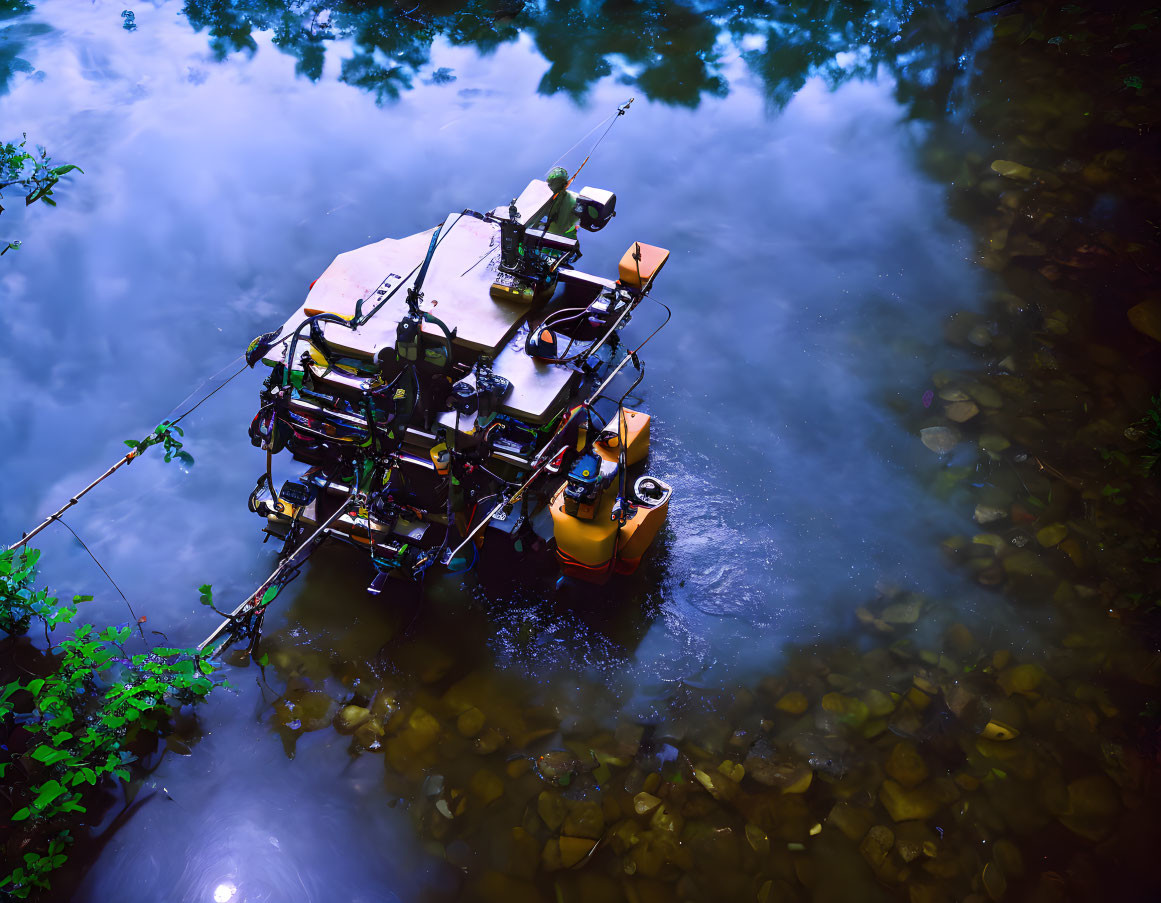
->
<box><xmin>245</xmin><ymin>174</ymin><xmax>672</xmax><ymax>588</ymax></box>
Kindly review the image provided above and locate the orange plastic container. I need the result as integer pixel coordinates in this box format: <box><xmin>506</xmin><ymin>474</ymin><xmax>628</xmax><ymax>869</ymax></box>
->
<box><xmin>617</xmin><ymin>242</ymin><xmax>669</xmax><ymax>289</ymax></box>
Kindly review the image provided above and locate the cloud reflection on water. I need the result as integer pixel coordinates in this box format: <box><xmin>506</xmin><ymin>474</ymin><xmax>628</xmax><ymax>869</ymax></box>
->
<box><xmin>0</xmin><ymin>3</ymin><xmax>1007</xmax><ymax>900</ymax></box>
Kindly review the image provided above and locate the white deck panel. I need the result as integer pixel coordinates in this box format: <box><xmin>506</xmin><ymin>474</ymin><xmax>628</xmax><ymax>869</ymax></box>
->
<box><xmin>307</xmin><ymin>213</ymin><xmax>533</xmax><ymax>360</ymax></box>
<box><xmin>436</xmin><ymin>325</ymin><xmax>578</xmax><ymax>428</ymax></box>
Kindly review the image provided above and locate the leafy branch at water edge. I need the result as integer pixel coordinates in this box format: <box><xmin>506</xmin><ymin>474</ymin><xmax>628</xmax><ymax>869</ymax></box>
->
<box><xmin>0</xmin><ymin>547</ymin><xmax>219</xmax><ymax>900</ymax></box>
<box><xmin>1</xmin><ymin>134</ymin><xmax>83</xmax><ymax>255</ymax></box>
<box><xmin>1133</xmin><ymin>395</ymin><xmax>1161</xmax><ymax>476</ymax></box>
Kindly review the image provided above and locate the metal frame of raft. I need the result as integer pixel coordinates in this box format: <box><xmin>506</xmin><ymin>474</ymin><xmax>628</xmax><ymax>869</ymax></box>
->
<box><xmin>8</xmin><ymin>103</ymin><xmax>675</xmax><ymax>656</ymax></box>
<box><xmin>240</xmin><ymin>176</ymin><xmax>672</xmax><ymax>575</ymax></box>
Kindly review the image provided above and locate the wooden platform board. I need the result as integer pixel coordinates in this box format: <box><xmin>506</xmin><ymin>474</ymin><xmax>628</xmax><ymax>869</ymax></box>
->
<box><xmin>260</xmin><ymin>181</ymin><xmax>598</xmax><ymax>380</ymax></box>
<box><xmin>265</xmin><ymin>210</ymin><xmax>553</xmax><ymax>369</ymax></box>
<box><xmin>435</xmin><ymin>323</ymin><xmax>579</xmax><ymax>429</ymax></box>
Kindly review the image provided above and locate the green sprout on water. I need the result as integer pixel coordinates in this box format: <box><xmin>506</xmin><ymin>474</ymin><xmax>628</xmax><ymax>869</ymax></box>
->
<box><xmin>1</xmin><ymin>134</ymin><xmax>83</xmax><ymax>255</ymax></box>
<box><xmin>123</xmin><ymin>420</ymin><xmax>194</xmax><ymax>467</ymax></box>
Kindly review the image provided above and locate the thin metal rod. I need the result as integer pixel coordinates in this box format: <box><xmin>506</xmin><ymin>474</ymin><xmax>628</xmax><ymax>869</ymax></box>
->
<box><xmin>442</xmin><ymin>332</ymin><xmax>647</xmax><ymax>564</ymax></box>
<box><xmin>9</xmin><ymin>453</ymin><xmax>136</xmax><ymax>551</ymax></box>
<box><xmin>442</xmin><ymin>464</ymin><xmax>549</xmax><ymax>565</ymax></box>
<box><xmin>197</xmin><ymin>487</ymin><xmax>357</xmax><ymax>653</ymax></box>
<box><xmin>9</xmin><ymin>350</ymin><xmax>264</xmax><ymax>552</ymax></box>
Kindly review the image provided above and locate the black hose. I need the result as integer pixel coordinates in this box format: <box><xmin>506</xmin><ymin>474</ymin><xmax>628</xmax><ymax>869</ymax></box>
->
<box><xmin>282</xmin><ymin>312</ymin><xmax>351</xmax><ymax>388</ymax></box>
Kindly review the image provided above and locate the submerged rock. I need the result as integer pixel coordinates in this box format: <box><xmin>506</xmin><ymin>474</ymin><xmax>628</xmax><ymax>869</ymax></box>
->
<box><xmin>881</xmin><ymin>597</ymin><xmax>922</xmax><ymax>624</ymax></box>
<box><xmin>879</xmin><ymin>779</ymin><xmax>941</xmax><ymax>821</ymax></box>
<box><xmin>335</xmin><ymin>704</ymin><xmax>371</xmax><ymax>734</ymax></box>
<box><xmin>744</xmin><ymin>740</ymin><xmax>812</xmax><ymax>792</ymax></box>
<box><xmin>1057</xmin><ymin>774</ymin><xmax>1121</xmax><ymax>841</ymax></box>
<box><xmin>979</xmin><ymin>434</ymin><xmax>1010</xmax><ymax>455</ymax></box>
<box><xmin>537</xmin><ymin>791</ymin><xmax>567</xmax><ymax>830</ymax></box>
<box><xmin>1035</xmin><ymin>523</ymin><xmax>1068</xmax><ymax>547</ymax></box>
<box><xmin>885</xmin><ymin>741</ymin><xmax>930</xmax><ymax>789</ymax></box>
<box><xmin>536</xmin><ymin>750</ymin><xmax>578</xmax><ymax>784</ymax></box>
<box><xmin>274</xmin><ymin>690</ymin><xmax>337</xmax><ymax>732</ymax></box>
<box><xmin>991</xmin><ymin>159</ymin><xmax>1034</xmax><ymax>180</ymax></box>
<box><xmin>1127</xmin><ymin>299</ymin><xmax>1161</xmax><ymax>343</ymax></box>
<box><xmin>974</xmin><ymin>504</ymin><xmax>1007</xmax><ymax>524</ymax></box>
<box><xmin>775</xmin><ymin>690</ymin><xmax>808</xmax><ymax>715</ymax></box>
<box><xmin>921</xmin><ymin>426</ymin><xmax>961</xmax><ymax>454</ymax></box>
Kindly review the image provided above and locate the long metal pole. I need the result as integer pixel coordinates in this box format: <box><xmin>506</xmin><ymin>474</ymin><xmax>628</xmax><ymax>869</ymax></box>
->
<box><xmin>197</xmin><ymin>488</ymin><xmax>357</xmax><ymax>653</ymax></box>
<box><xmin>441</xmin><ymin>341</ymin><xmax>645</xmax><ymax>564</ymax></box>
<box><xmin>8</xmin><ymin>452</ymin><xmax>140</xmax><ymax>551</ymax></box>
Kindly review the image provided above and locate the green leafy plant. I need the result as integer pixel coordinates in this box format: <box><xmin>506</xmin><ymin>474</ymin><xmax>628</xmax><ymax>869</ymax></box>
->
<box><xmin>123</xmin><ymin>419</ymin><xmax>194</xmax><ymax>467</ymax></box>
<box><xmin>1</xmin><ymin>547</ymin><xmax>217</xmax><ymax>899</ymax></box>
<box><xmin>1135</xmin><ymin>395</ymin><xmax>1161</xmax><ymax>476</ymax></box>
<box><xmin>1</xmin><ymin>134</ymin><xmax>82</xmax><ymax>256</ymax></box>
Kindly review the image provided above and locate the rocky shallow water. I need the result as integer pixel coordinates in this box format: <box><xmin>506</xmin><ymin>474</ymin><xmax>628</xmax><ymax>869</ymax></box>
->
<box><xmin>2</xmin><ymin>1</ymin><xmax>1159</xmax><ymax>900</ymax></box>
<box><xmin>246</xmin><ymin>5</ymin><xmax>1161</xmax><ymax>901</ymax></box>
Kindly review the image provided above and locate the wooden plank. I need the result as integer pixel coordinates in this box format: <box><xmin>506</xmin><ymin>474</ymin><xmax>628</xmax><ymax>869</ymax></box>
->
<box><xmin>435</xmin><ymin>324</ymin><xmax>577</xmax><ymax>428</ymax></box>
<box><xmin>489</xmin><ymin>179</ymin><xmax>554</xmax><ymax>226</ymax></box>
<box><xmin>262</xmin><ymin>230</ymin><xmax>434</xmax><ymax>365</ymax></box>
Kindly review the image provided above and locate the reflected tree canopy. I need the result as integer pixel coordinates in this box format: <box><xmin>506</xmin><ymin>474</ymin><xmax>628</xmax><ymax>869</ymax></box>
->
<box><xmin>176</xmin><ymin>0</ymin><xmax>980</xmax><ymax>112</ymax></box>
<box><xmin>0</xmin><ymin>0</ymin><xmax>980</xmax><ymax>111</ymax></box>
<box><xmin>0</xmin><ymin>0</ymin><xmax>47</xmax><ymax>95</ymax></box>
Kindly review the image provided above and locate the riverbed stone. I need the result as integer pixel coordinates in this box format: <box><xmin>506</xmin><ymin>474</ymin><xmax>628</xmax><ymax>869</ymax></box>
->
<box><xmin>563</xmin><ymin>800</ymin><xmax>605</xmax><ymax>839</ymax></box>
<box><xmin>536</xmin><ymin>749</ymin><xmax>577</xmax><ymax>784</ymax></box>
<box><xmin>402</xmin><ymin>707</ymin><xmax>441</xmax><ymax>753</ymax></box>
<box><xmin>456</xmin><ymin>706</ymin><xmax>486</xmax><ymax>737</ymax></box>
<box><xmin>335</xmin><ymin>704</ymin><xmax>371</xmax><ymax>734</ymax></box>
<box><xmin>827</xmin><ymin>801</ymin><xmax>875</xmax><ymax>842</ymax></box>
<box><xmin>538</xmin><ymin>790</ymin><xmax>567</xmax><ymax>830</ymax></box>
<box><xmin>879</xmin><ymin>779</ymin><xmax>941</xmax><ymax>821</ymax></box>
<box><xmin>885</xmin><ymin>741</ymin><xmax>930</xmax><ymax>789</ymax></box>
<box><xmin>693</xmin><ymin>766</ymin><xmax>739</xmax><ymax>800</ymax></box>
<box><xmin>470</xmin><ymin>769</ymin><xmax>504</xmax><ymax>805</ymax></box>
<box><xmin>1035</xmin><ymin>523</ymin><xmax>1068</xmax><ymax>547</ymax></box>
<box><xmin>921</xmin><ymin>426</ymin><xmax>961</xmax><ymax>454</ymax></box>
<box><xmin>274</xmin><ymin>690</ymin><xmax>336</xmax><ymax>732</ymax></box>
<box><xmin>1058</xmin><ymin>774</ymin><xmax>1121</xmax><ymax>841</ymax></box>
<box><xmin>978</xmin><ymin>434</ymin><xmax>1010</xmax><ymax>454</ymax></box>
<box><xmin>858</xmin><ymin>824</ymin><xmax>895</xmax><ymax>870</ymax></box>
<box><xmin>775</xmin><ymin>690</ymin><xmax>809</xmax><ymax>715</ymax></box>
<box><xmin>991</xmin><ymin>159</ymin><xmax>1034</xmax><ymax>180</ymax></box>
<box><xmin>863</xmin><ymin>688</ymin><xmax>896</xmax><ymax>717</ymax></box>
<box><xmin>974</xmin><ymin>504</ymin><xmax>1007</xmax><ymax>525</ymax></box>
<box><xmin>967</xmin><ymin>383</ymin><xmax>1004</xmax><ymax>408</ymax></box>
<box><xmin>998</xmin><ymin>663</ymin><xmax>1045</xmax><ymax>697</ymax></box>
<box><xmin>558</xmin><ymin>835</ymin><xmax>598</xmax><ymax>868</ymax></box>
<box><xmin>981</xmin><ymin>862</ymin><xmax>1007</xmax><ymax>902</ymax></box>
<box><xmin>967</xmin><ymin>326</ymin><xmax>992</xmax><ymax>348</ymax></box>
<box><xmin>881</xmin><ymin>597</ymin><xmax>922</xmax><ymax>624</ymax></box>
<box><xmin>1127</xmin><ymin>299</ymin><xmax>1161</xmax><ymax>342</ymax></box>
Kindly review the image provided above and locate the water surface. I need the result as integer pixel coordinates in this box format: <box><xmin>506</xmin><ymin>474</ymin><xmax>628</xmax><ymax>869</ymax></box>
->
<box><xmin>3</xmin><ymin>2</ymin><xmax>1103</xmax><ymax>900</ymax></box>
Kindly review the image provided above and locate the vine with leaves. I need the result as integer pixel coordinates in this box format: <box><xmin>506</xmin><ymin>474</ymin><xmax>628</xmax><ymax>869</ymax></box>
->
<box><xmin>0</xmin><ymin>547</ymin><xmax>219</xmax><ymax>900</ymax></box>
<box><xmin>1</xmin><ymin>134</ymin><xmax>82</xmax><ymax>255</ymax></box>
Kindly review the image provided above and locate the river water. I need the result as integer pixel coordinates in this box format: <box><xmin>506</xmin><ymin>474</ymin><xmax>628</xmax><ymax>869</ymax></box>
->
<box><xmin>2</xmin><ymin>2</ymin><xmax>1158</xmax><ymax>901</ymax></box>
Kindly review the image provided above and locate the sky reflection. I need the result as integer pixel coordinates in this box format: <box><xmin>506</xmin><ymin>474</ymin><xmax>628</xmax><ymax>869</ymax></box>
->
<box><xmin>0</xmin><ymin>2</ymin><xmax>1009</xmax><ymax>900</ymax></box>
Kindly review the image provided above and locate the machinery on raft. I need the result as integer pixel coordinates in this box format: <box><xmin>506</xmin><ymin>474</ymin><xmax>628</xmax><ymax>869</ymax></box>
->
<box><xmin>243</xmin><ymin>168</ymin><xmax>673</xmax><ymax>590</ymax></box>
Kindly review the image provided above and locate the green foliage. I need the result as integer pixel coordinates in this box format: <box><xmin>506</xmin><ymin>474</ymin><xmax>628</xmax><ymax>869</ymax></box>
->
<box><xmin>123</xmin><ymin>419</ymin><xmax>194</xmax><ymax>467</ymax></box>
<box><xmin>0</xmin><ymin>134</ymin><xmax>82</xmax><ymax>214</ymax></box>
<box><xmin>0</xmin><ymin>547</ymin><xmax>79</xmax><ymax>636</ymax></box>
<box><xmin>176</xmin><ymin>1</ymin><xmax>970</xmax><ymax>111</ymax></box>
<box><xmin>1136</xmin><ymin>395</ymin><xmax>1161</xmax><ymax>475</ymax></box>
<box><xmin>0</xmin><ymin>547</ymin><xmax>217</xmax><ymax>899</ymax></box>
<box><xmin>1</xmin><ymin>133</ymin><xmax>82</xmax><ymax>256</ymax></box>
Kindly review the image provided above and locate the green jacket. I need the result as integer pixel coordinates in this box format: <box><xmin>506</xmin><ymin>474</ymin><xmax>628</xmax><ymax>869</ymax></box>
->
<box><xmin>544</xmin><ymin>189</ymin><xmax>579</xmax><ymax>238</ymax></box>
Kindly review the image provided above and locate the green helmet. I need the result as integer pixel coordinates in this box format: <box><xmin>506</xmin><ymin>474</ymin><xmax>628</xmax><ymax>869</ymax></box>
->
<box><xmin>546</xmin><ymin>166</ymin><xmax>569</xmax><ymax>189</ymax></box>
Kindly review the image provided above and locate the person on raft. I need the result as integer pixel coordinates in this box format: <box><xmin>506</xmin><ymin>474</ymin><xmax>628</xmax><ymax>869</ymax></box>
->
<box><xmin>543</xmin><ymin>166</ymin><xmax>580</xmax><ymax>238</ymax></box>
